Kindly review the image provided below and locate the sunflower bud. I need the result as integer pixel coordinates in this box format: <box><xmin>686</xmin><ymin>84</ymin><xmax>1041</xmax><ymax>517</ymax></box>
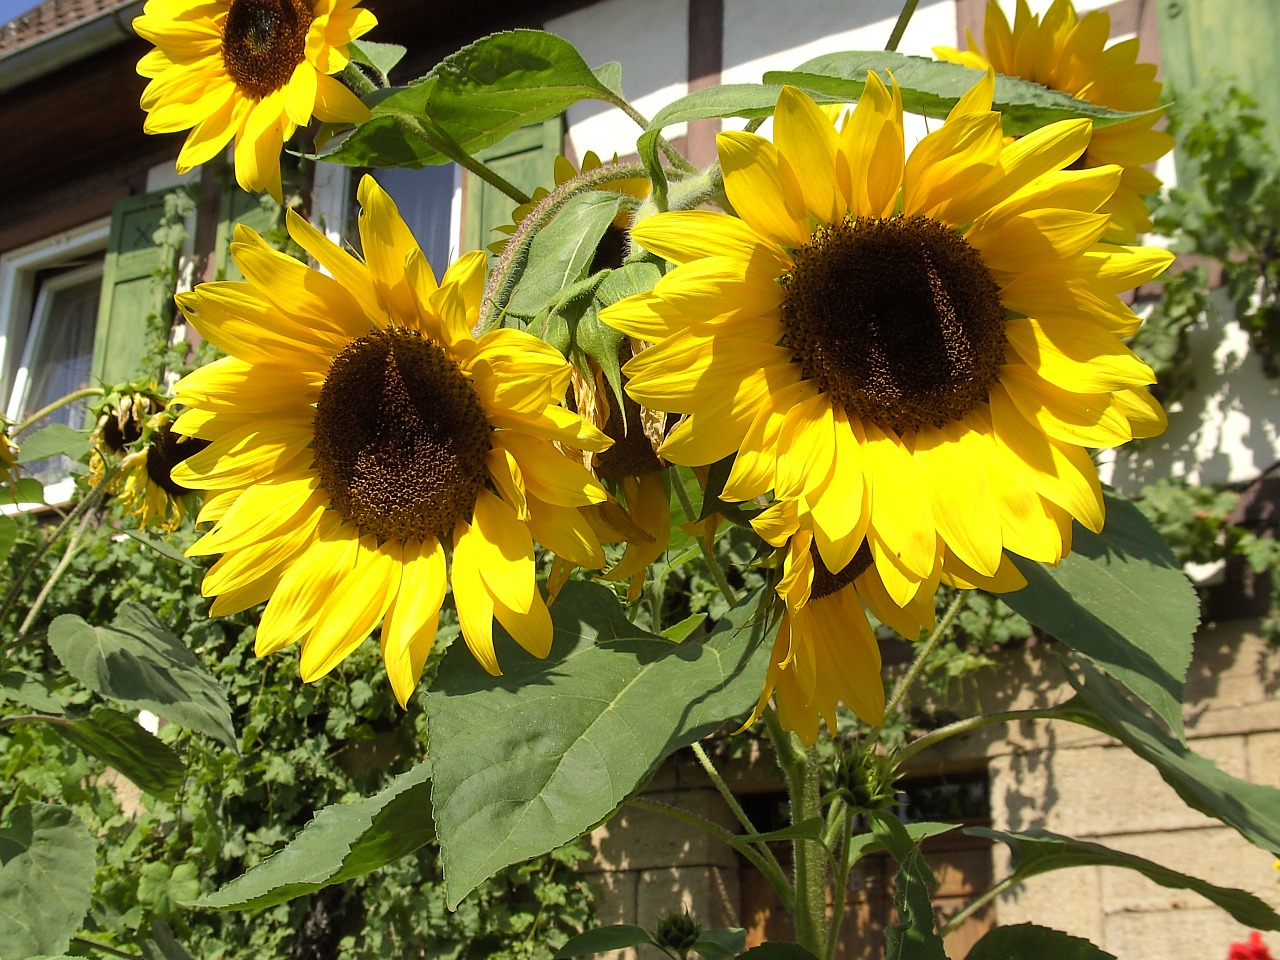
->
<box><xmin>652</xmin><ymin>910</ymin><xmax>701</xmax><ymax>955</ymax></box>
<box><xmin>835</xmin><ymin>743</ymin><xmax>900</xmax><ymax>812</ymax></box>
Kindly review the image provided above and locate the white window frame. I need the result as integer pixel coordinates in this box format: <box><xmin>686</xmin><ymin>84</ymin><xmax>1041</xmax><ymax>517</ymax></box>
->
<box><xmin>0</xmin><ymin>218</ymin><xmax>110</xmax><ymax>508</ymax></box>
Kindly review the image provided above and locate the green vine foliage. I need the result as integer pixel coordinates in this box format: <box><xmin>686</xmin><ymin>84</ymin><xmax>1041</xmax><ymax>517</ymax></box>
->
<box><xmin>1136</xmin><ymin>80</ymin><xmax>1280</xmax><ymax>394</ymax></box>
<box><xmin>0</xmin><ymin>506</ymin><xmax>595</xmax><ymax>958</ymax></box>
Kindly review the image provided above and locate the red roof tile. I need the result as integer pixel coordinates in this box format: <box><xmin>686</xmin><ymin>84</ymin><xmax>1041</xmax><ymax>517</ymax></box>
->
<box><xmin>0</xmin><ymin>0</ymin><xmax>135</xmax><ymax>57</ymax></box>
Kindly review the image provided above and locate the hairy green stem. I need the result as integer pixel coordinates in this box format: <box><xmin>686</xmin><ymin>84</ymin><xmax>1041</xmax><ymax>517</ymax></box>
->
<box><xmin>628</xmin><ymin>796</ymin><xmax>795</xmax><ymax>913</ymax></box>
<box><xmin>15</xmin><ymin>505</ymin><xmax>95</xmax><ymax>643</ymax></box>
<box><xmin>883</xmin><ymin>591</ymin><xmax>966</xmax><ymax>721</ymax></box>
<box><xmin>690</xmin><ymin>741</ymin><xmax>790</xmax><ymax>884</ymax></box>
<box><xmin>672</xmin><ymin>479</ymin><xmax>737</xmax><ymax>606</ymax></box>
<box><xmin>884</xmin><ymin>0</ymin><xmax>922</xmax><ymax>52</ymax></box>
<box><xmin>825</xmin><ymin>805</ymin><xmax>858</xmax><ymax>960</ymax></box>
<box><xmin>14</xmin><ymin>387</ymin><xmax>103</xmax><ymax>438</ymax></box>
<box><xmin>939</xmin><ymin>875</ymin><xmax>1016</xmax><ymax>936</ymax></box>
<box><xmin>388</xmin><ymin>110</ymin><xmax>532</xmax><ymax>205</ymax></box>
<box><xmin>896</xmin><ymin>707</ymin><xmax>1068</xmax><ymax>765</ymax></box>
<box><xmin>479</xmin><ymin>161</ymin><xmax>648</xmax><ymax>329</ymax></box>
<box><xmin>0</xmin><ymin>463</ymin><xmax>117</xmax><ymax>635</ymax></box>
<box><xmin>341</xmin><ymin>60</ymin><xmax>379</xmax><ymax>95</ymax></box>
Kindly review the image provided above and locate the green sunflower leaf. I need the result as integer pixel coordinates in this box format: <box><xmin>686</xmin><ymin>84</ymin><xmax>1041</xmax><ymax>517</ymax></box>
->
<box><xmin>966</xmin><ymin>923</ymin><xmax>1117</xmax><ymax>960</ymax></box>
<box><xmin>968</xmin><ymin>825</ymin><xmax>1280</xmax><ymax>930</ymax></box>
<box><xmin>318</xmin><ymin>30</ymin><xmax>625</xmax><ymax>170</ymax></box>
<box><xmin>554</xmin><ymin>924</ymin><xmax>653</xmax><ymax>958</ymax></box>
<box><xmin>9</xmin><ymin>708</ymin><xmax>184</xmax><ymax>800</ymax></box>
<box><xmin>1061</xmin><ymin>661</ymin><xmax>1280</xmax><ymax>856</ymax></box>
<box><xmin>194</xmin><ymin>760</ymin><xmax>433</xmax><ymax>910</ymax></box>
<box><xmin>47</xmin><ymin>602</ymin><xmax>236</xmax><ymax>748</ymax></box>
<box><xmin>0</xmin><ymin>803</ymin><xmax>96</xmax><ymax>958</ymax></box>
<box><xmin>427</xmin><ymin>580</ymin><xmax>773</xmax><ymax>908</ymax></box>
<box><xmin>348</xmin><ymin>39</ymin><xmax>407</xmax><ymax>86</ymax></box>
<box><xmin>766</xmin><ymin>51</ymin><xmax>1155</xmax><ymax>134</ymax></box>
<box><xmin>869</xmin><ymin>811</ymin><xmax>948</xmax><ymax>960</ymax></box>
<box><xmin>737</xmin><ymin>946</ymin><xmax>821</xmax><ymax>960</ymax></box>
<box><xmin>0</xmin><ymin>477</ymin><xmax>46</xmax><ymax>506</ymax></box>
<box><xmin>1002</xmin><ymin>491</ymin><xmax>1197</xmax><ymax>738</ymax></box>
<box><xmin>15</xmin><ymin>424</ymin><xmax>89</xmax><ymax>464</ymax></box>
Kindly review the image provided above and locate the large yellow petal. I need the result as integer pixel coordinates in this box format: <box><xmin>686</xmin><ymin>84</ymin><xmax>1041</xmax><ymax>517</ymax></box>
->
<box><xmin>718</xmin><ymin>130</ymin><xmax>811</xmax><ymax>249</ymax></box>
<box><xmin>862</xmin><ymin>423</ymin><xmax>936</xmax><ymax>580</ymax></box>
<box><xmin>774</xmin><ymin>85</ymin><xmax>842</xmax><ymax>224</ymax></box>
<box><xmin>630</xmin><ymin>210</ymin><xmax>790</xmax><ymax>272</ymax></box>
<box><xmin>300</xmin><ymin>535</ymin><xmax>401</xmax><ymax>680</ymax></box>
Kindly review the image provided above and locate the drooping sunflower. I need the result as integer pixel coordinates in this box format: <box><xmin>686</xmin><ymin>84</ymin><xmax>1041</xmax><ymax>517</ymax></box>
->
<box><xmin>602</xmin><ymin>76</ymin><xmax>1171</xmax><ymax>627</ymax></box>
<box><xmin>935</xmin><ymin>0</ymin><xmax>1173</xmax><ymax>241</ymax></box>
<box><xmin>170</xmin><ymin>175</ymin><xmax>612</xmax><ymax>705</ymax></box>
<box><xmin>134</xmin><ymin>0</ymin><xmax>376</xmax><ymax>200</ymax></box>
<box><xmin>745</xmin><ymin>499</ymin><xmax>1029</xmax><ymax>743</ymax></box>
<box><xmin>114</xmin><ymin>419</ymin><xmax>211</xmax><ymax>532</ymax></box>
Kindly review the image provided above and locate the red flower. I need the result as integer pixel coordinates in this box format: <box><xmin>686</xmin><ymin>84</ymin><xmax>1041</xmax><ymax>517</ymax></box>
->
<box><xmin>1229</xmin><ymin>932</ymin><xmax>1274</xmax><ymax>960</ymax></box>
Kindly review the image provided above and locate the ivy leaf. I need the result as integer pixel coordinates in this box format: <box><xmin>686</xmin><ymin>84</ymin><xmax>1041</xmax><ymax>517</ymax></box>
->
<box><xmin>969</xmin><ymin>826</ymin><xmax>1280</xmax><ymax>930</ymax></box>
<box><xmin>15</xmin><ymin>424</ymin><xmax>89</xmax><ymax>464</ymax></box>
<box><xmin>1002</xmin><ymin>491</ymin><xmax>1198</xmax><ymax>738</ymax></box>
<box><xmin>767</xmin><ymin>51</ymin><xmax>1152</xmax><ymax>134</ymax></box>
<box><xmin>0</xmin><ymin>803</ymin><xmax>95</xmax><ymax>959</ymax></box>
<box><xmin>47</xmin><ymin>602</ymin><xmax>236</xmax><ymax>748</ymax></box>
<box><xmin>1062</xmin><ymin>661</ymin><xmax>1280</xmax><ymax>856</ymax></box>
<box><xmin>320</xmin><ymin>30</ymin><xmax>624</xmax><ymax>169</ymax></box>
<box><xmin>15</xmin><ymin>708</ymin><xmax>184</xmax><ymax>800</ymax></box>
<box><xmin>869</xmin><ymin>811</ymin><xmax>948</xmax><ymax>960</ymax></box>
<box><xmin>427</xmin><ymin>580</ymin><xmax>773</xmax><ymax>908</ymax></box>
<box><xmin>966</xmin><ymin>923</ymin><xmax>1117</xmax><ymax>960</ymax></box>
<box><xmin>554</xmin><ymin>924</ymin><xmax>652</xmax><ymax>958</ymax></box>
<box><xmin>196</xmin><ymin>760</ymin><xmax>433</xmax><ymax>910</ymax></box>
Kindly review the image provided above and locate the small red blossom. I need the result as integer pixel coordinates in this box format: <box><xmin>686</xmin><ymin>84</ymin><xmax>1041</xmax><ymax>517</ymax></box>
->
<box><xmin>1229</xmin><ymin>932</ymin><xmax>1274</xmax><ymax>960</ymax></box>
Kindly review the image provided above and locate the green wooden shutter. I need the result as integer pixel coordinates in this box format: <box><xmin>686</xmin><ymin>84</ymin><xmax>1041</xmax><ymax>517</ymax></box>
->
<box><xmin>92</xmin><ymin>192</ymin><xmax>174</xmax><ymax>386</ymax></box>
<box><xmin>214</xmin><ymin>187</ymin><xmax>278</xmax><ymax>281</ymax></box>
<box><xmin>1156</xmin><ymin>0</ymin><xmax>1280</xmax><ymax>147</ymax></box>
<box><xmin>463</xmin><ymin>117</ymin><xmax>564</xmax><ymax>254</ymax></box>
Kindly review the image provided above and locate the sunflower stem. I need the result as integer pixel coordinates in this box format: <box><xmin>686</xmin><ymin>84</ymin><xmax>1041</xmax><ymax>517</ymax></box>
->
<box><xmin>939</xmin><ymin>874</ymin><xmax>1016</xmax><ymax>936</ymax></box>
<box><xmin>385</xmin><ymin>109</ymin><xmax>532</xmax><ymax>205</ymax></box>
<box><xmin>480</xmin><ymin>162</ymin><xmax>649</xmax><ymax>329</ymax></box>
<box><xmin>690</xmin><ymin>741</ymin><xmax>791</xmax><ymax>885</ymax></box>
<box><xmin>825</xmin><ymin>803</ymin><xmax>858</xmax><ymax>960</ymax></box>
<box><xmin>896</xmin><ymin>707</ymin><xmax>1068</xmax><ymax>765</ymax></box>
<box><xmin>0</xmin><ymin>463</ymin><xmax>117</xmax><ymax>645</ymax></box>
<box><xmin>627</xmin><ymin>796</ymin><xmax>796</xmax><ymax>913</ymax></box>
<box><xmin>672</xmin><ymin>477</ymin><xmax>736</xmax><ymax>606</ymax></box>
<box><xmin>341</xmin><ymin>61</ymin><xmax>380</xmax><ymax>95</ymax></box>
<box><xmin>881</xmin><ymin>590</ymin><xmax>965</xmax><ymax>724</ymax></box>
<box><xmin>764</xmin><ymin>709</ymin><xmax>828</xmax><ymax>959</ymax></box>
<box><xmin>884</xmin><ymin>0</ymin><xmax>922</xmax><ymax>52</ymax></box>
<box><xmin>13</xmin><ymin>387</ymin><xmax>103</xmax><ymax>438</ymax></box>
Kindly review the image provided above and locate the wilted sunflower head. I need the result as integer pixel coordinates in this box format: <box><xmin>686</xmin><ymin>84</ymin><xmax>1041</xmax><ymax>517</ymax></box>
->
<box><xmin>170</xmin><ymin>174</ymin><xmax>613</xmax><ymax>704</ymax></box>
<box><xmin>934</xmin><ymin>0</ymin><xmax>1173</xmax><ymax>240</ymax></box>
<box><xmin>604</xmin><ymin>77</ymin><xmax>1171</xmax><ymax>681</ymax></box>
<box><xmin>112</xmin><ymin>416</ymin><xmax>211</xmax><ymax>532</ymax></box>
<box><xmin>134</xmin><ymin>0</ymin><xmax>376</xmax><ymax>199</ymax></box>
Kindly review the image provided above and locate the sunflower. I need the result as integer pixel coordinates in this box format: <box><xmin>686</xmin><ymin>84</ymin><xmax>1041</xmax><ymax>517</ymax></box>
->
<box><xmin>113</xmin><ymin>418</ymin><xmax>211</xmax><ymax>532</ymax></box>
<box><xmin>935</xmin><ymin>0</ymin><xmax>1172</xmax><ymax>241</ymax></box>
<box><xmin>134</xmin><ymin>0</ymin><xmax>376</xmax><ymax>200</ymax></box>
<box><xmin>170</xmin><ymin>175</ymin><xmax>612</xmax><ymax>705</ymax></box>
<box><xmin>0</xmin><ymin>428</ymin><xmax>18</xmax><ymax>489</ymax></box>
<box><xmin>601</xmin><ymin>76</ymin><xmax>1171</xmax><ymax>630</ymax></box>
<box><xmin>745</xmin><ymin>499</ymin><xmax>1028</xmax><ymax>744</ymax></box>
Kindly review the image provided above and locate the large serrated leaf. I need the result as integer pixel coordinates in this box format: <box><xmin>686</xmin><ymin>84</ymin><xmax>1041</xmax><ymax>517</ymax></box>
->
<box><xmin>22</xmin><ymin>708</ymin><xmax>184</xmax><ymax>799</ymax></box>
<box><xmin>869</xmin><ymin>812</ymin><xmax>948</xmax><ymax>960</ymax></box>
<box><xmin>0</xmin><ymin>804</ymin><xmax>95</xmax><ymax>959</ymax></box>
<box><xmin>767</xmin><ymin>51</ymin><xmax>1152</xmax><ymax>134</ymax></box>
<box><xmin>320</xmin><ymin>30</ymin><xmax>624</xmax><ymax>169</ymax></box>
<box><xmin>970</xmin><ymin>826</ymin><xmax>1280</xmax><ymax>930</ymax></box>
<box><xmin>48</xmin><ymin>602</ymin><xmax>235</xmax><ymax>748</ymax></box>
<box><xmin>967</xmin><ymin>923</ymin><xmax>1117</xmax><ymax>960</ymax></box>
<box><xmin>1002</xmin><ymin>492</ymin><xmax>1197</xmax><ymax>738</ymax></box>
<box><xmin>1064</xmin><ymin>662</ymin><xmax>1280</xmax><ymax>856</ymax></box>
<box><xmin>427</xmin><ymin>580</ymin><xmax>772</xmax><ymax>907</ymax></box>
<box><xmin>15</xmin><ymin>424</ymin><xmax>89</xmax><ymax>464</ymax></box>
<box><xmin>196</xmin><ymin>760</ymin><xmax>432</xmax><ymax>910</ymax></box>
<box><xmin>554</xmin><ymin>924</ymin><xmax>651</xmax><ymax>958</ymax></box>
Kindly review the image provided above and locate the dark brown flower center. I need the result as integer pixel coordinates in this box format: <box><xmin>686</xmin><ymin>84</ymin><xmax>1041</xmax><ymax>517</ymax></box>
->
<box><xmin>147</xmin><ymin>428</ymin><xmax>210</xmax><ymax>498</ymax></box>
<box><xmin>810</xmin><ymin>540</ymin><xmax>874</xmax><ymax>601</ymax></box>
<box><xmin>593</xmin><ymin>382</ymin><xmax>663</xmax><ymax>481</ymax></box>
<box><xmin>221</xmin><ymin>0</ymin><xmax>313</xmax><ymax>100</ymax></box>
<box><xmin>780</xmin><ymin>215</ymin><xmax>1007</xmax><ymax>436</ymax></box>
<box><xmin>312</xmin><ymin>327</ymin><xmax>492</xmax><ymax>543</ymax></box>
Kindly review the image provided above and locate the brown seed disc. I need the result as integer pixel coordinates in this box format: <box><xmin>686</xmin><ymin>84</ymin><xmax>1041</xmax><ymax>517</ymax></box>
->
<box><xmin>221</xmin><ymin>0</ymin><xmax>313</xmax><ymax>100</ymax></box>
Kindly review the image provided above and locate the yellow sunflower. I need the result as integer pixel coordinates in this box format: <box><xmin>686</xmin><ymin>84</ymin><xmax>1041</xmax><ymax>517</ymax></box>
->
<box><xmin>745</xmin><ymin>498</ymin><xmax>1029</xmax><ymax>743</ymax></box>
<box><xmin>935</xmin><ymin>0</ymin><xmax>1172</xmax><ymax>241</ymax></box>
<box><xmin>0</xmin><ymin>428</ymin><xmax>19</xmax><ymax>488</ymax></box>
<box><xmin>113</xmin><ymin>418</ymin><xmax>211</xmax><ymax>532</ymax></box>
<box><xmin>601</xmin><ymin>76</ymin><xmax>1171</xmax><ymax>627</ymax></box>
<box><xmin>170</xmin><ymin>175</ymin><xmax>612</xmax><ymax>705</ymax></box>
<box><xmin>134</xmin><ymin>0</ymin><xmax>376</xmax><ymax>200</ymax></box>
